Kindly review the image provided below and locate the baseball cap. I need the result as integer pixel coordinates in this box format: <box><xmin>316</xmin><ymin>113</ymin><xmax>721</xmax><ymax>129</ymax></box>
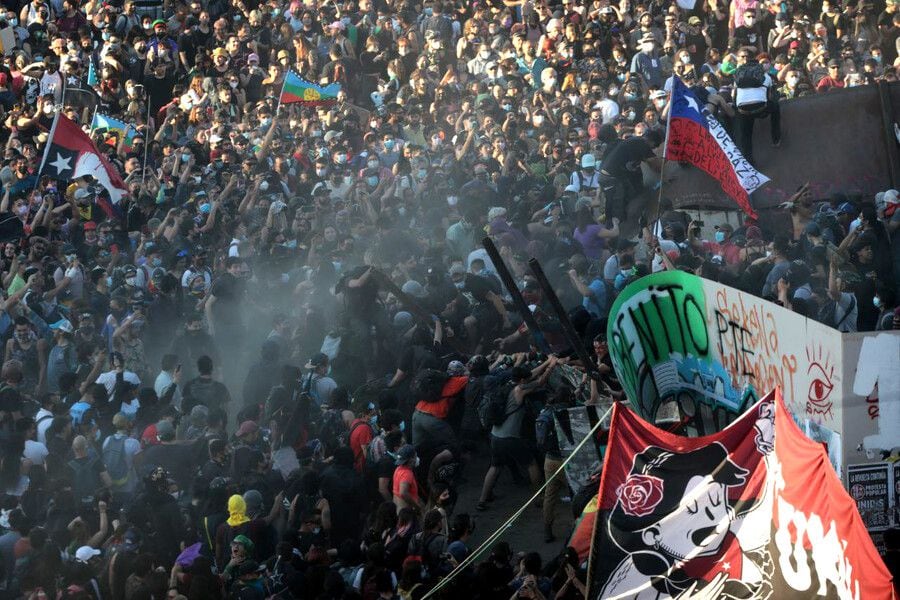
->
<box><xmin>50</xmin><ymin>319</ymin><xmax>74</xmax><ymax>334</ymax></box>
<box><xmin>305</xmin><ymin>352</ymin><xmax>328</xmax><ymax>369</ymax></box>
<box><xmin>247</xmin><ymin>53</ymin><xmax>259</xmax><ymax>64</ymax></box>
<box><xmin>688</xmin><ymin>16</ymin><xmax>701</xmax><ymax>25</ymax></box>
<box><xmin>401</xmin><ymin>280</ymin><xmax>427</xmax><ymax>299</ymax></box>
<box><xmin>395</xmin><ymin>444</ymin><xmax>416</xmax><ymax>465</ymax></box>
<box><xmin>75</xmin><ymin>546</ymin><xmax>101</xmax><ymax>563</ymax></box>
<box><xmin>838</xmin><ymin>202</ymin><xmax>859</xmax><ymax>215</ymax></box>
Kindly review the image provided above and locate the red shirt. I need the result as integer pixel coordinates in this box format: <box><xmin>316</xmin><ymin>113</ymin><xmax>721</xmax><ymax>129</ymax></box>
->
<box><xmin>702</xmin><ymin>240</ymin><xmax>741</xmax><ymax>265</ymax></box>
<box><xmin>141</xmin><ymin>424</ymin><xmax>160</xmax><ymax>447</ymax></box>
<box><xmin>349</xmin><ymin>418</ymin><xmax>374</xmax><ymax>473</ymax></box>
<box><xmin>392</xmin><ymin>464</ymin><xmax>418</xmax><ymax>504</ymax></box>
<box><xmin>414</xmin><ymin>376</ymin><xmax>468</xmax><ymax>419</ymax></box>
<box><xmin>816</xmin><ymin>77</ymin><xmax>844</xmax><ymax>92</ymax></box>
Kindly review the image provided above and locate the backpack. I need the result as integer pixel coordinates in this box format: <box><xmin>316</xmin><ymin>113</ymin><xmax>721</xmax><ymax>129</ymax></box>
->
<box><xmin>535</xmin><ymin>407</ymin><xmax>556</xmax><ymax>454</ymax></box>
<box><xmin>818</xmin><ymin>293</ymin><xmax>856</xmax><ymax>330</ymax></box>
<box><xmin>735</xmin><ymin>63</ymin><xmax>766</xmax><ymax>89</ymax></box>
<box><xmin>477</xmin><ymin>380</ymin><xmax>518</xmax><ymax>430</ymax></box>
<box><xmin>103</xmin><ymin>435</ymin><xmax>129</xmax><ymax>486</ymax></box>
<box><xmin>68</xmin><ymin>456</ymin><xmax>100</xmax><ymax>501</ymax></box>
<box><xmin>345</xmin><ymin>420</ymin><xmax>374</xmax><ymax>453</ymax></box>
<box><xmin>365</xmin><ymin>434</ymin><xmax>384</xmax><ymax>470</ymax></box>
<box><xmin>317</xmin><ymin>408</ymin><xmax>347</xmax><ymax>453</ymax></box>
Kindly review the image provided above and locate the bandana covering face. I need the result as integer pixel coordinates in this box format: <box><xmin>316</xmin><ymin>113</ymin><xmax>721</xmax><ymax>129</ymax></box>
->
<box><xmin>227</xmin><ymin>494</ymin><xmax>250</xmax><ymax>526</ymax></box>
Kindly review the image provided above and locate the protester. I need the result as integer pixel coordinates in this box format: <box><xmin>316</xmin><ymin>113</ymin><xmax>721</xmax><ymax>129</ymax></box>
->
<box><xmin>0</xmin><ymin>0</ymin><xmax>892</xmax><ymax>596</ymax></box>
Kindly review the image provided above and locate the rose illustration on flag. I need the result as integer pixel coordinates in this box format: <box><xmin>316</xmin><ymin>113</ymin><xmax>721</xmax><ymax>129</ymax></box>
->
<box><xmin>616</xmin><ymin>473</ymin><xmax>664</xmax><ymax>517</ymax></box>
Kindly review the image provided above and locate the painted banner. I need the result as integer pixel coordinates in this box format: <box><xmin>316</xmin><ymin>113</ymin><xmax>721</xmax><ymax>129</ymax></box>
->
<box><xmin>553</xmin><ymin>405</ymin><xmax>604</xmax><ymax>491</ymax></box>
<box><xmin>666</xmin><ymin>77</ymin><xmax>768</xmax><ymax>218</ymax></box>
<box><xmin>847</xmin><ymin>463</ymin><xmax>892</xmax><ymax>530</ymax></box>
<box><xmin>606</xmin><ymin>271</ymin><xmax>842</xmax><ymax>435</ymax></box>
<box><xmin>587</xmin><ymin>389</ymin><xmax>894</xmax><ymax>599</ymax></box>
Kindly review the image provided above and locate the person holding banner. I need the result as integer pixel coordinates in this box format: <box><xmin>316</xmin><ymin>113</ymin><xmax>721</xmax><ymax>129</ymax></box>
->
<box><xmin>732</xmin><ymin>47</ymin><xmax>783</xmax><ymax>164</ymax></box>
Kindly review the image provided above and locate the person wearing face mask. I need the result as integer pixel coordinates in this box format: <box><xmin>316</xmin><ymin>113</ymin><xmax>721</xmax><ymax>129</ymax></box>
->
<box><xmin>168</xmin><ymin>314</ymin><xmax>218</xmax><ymax>381</ymax></box>
<box><xmin>630</xmin><ymin>34</ymin><xmax>663</xmax><ymax>88</ymax></box>
<box><xmin>6</xmin><ymin>316</ymin><xmax>45</xmax><ymax>395</ymax></box>
<box><xmin>378</xmin><ymin>134</ymin><xmax>400</xmax><ymax>167</ymax></box>
<box><xmin>778</xmin><ymin>67</ymin><xmax>803</xmax><ymax>99</ymax></box>
<box><xmin>467</xmin><ymin>43</ymin><xmax>495</xmax><ymax>77</ymax></box>
<box><xmin>690</xmin><ymin>222</ymin><xmax>742</xmax><ymax>266</ymax></box>
<box><xmin>392</xmin><ymin>444</ymin><xmax>423</xmax><ymax>512</ymax></box>
<box><xmin>347</xmin><ymin>401</ymin><xmax>378</xmax><ymax>474</ymax></box>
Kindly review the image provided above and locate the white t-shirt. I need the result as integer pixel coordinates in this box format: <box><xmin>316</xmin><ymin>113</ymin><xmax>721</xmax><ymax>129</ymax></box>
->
<box><xmin>95</xmin><ymin>370</ymin><xmax>141</xmax><ymax>396</ymax></box>
<box><xmin>23</xmin><ymin>440</ymin><xmax>49</xmax><ymax>466</ymax></box>
<box><xmin>35</xmin><ymin>408</ymin><xmax>53</xmax><ymax>444</ymax></box>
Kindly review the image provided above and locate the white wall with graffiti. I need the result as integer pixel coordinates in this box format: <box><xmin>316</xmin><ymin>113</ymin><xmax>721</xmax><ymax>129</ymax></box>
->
<box><xmin>606</xmin><ymin>272</ymin><xmax>900</xmax><ymax>485</ymax></box>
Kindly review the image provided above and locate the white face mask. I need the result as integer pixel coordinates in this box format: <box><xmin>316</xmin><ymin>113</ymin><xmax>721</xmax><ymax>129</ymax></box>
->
<box><xmin>641</xmin><ymin>43</ymin><xmax>654</xmax><ymax>53</ymax></box>
<box><xmin>480</xmin><ymin>50</ymin><xmax>490</xmax><ymax>59</ymax></box>
<box><xmin>367</xmin><ymin>160</ymin><xmax>379</xmax><ymax>169</ymax></box>
<box><xmin>259</xmin><ymin>180</ymin><xmax>269</xmax><ymax>191</ymax></box>
<box><xmin>533</xmin><ymin>115</ymin><xmax>544</xmax><ymax>126</ymax></box>
<box><xmin>316</xmin><ymin>167</ymin><xmax>327</xmax><ymax>177</ymax></box>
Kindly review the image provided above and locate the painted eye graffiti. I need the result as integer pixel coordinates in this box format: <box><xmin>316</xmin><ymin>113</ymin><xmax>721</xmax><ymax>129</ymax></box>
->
<box><xmin>808</xmin><ymin>375</ymin><xmax>833</xmax><ymax>403</ymax></box>
<box><xmin>806</xmin><ymin>360</ymin><xmax>835</xmax><ymax>417</ymax></box>
<box><xmin>805</xmin><ymin>345</ymin><xmax>837</xmax><ymax>419</ymax></box>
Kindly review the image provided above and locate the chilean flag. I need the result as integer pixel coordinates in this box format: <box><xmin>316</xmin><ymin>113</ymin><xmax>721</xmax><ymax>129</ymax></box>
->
<box><xmin>39</xmin><ymin>114</ymin><xmax>127</xmax><ymax>205</ymax></box>
<box><xmin>666</xmin><ymin>77</ymin><xmax>768</xmax><ymax>219</ymax></box>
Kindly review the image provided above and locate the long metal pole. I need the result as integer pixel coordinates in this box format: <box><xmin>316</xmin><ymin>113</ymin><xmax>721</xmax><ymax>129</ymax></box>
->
<box><xmin>481</xmin><ymin>237</ymin><xmax>551</xmax><ymax>354</ymax></box>
<box><xmin>527</xmin><ymin>258</ymin><xmax>601</xmax><ymax>380</ymax></box>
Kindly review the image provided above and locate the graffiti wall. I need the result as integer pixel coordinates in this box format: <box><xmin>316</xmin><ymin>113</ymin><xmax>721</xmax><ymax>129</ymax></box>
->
<box><xmin>606</xmin><ymin>271</ymin><xmax>843</xmax><ymax>436</ymax></box>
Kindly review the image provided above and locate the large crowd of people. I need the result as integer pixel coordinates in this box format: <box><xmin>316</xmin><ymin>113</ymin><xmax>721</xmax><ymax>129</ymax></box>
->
<box><xmin>0</xmin><ymin>0</ymin><xmax>897</xmax><ymax>596</ymax></box>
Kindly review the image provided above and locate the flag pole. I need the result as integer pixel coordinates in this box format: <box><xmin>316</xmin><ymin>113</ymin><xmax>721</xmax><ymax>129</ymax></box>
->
<box><xmin>34</xmin><ymin>110</ymin><xmax>62</xmax><ymax>197</ymax></box>
<box><xmin>88</xmin><ymin>104</ymin><xmax>98</xmax><ymax>135</ymax></box>
<box><xmin>141</xmin><ymin>98</ymin><xmax>151</xmax><ymax>187</ymax></box>
<box><xmin>276</xmin><ymin>71</ymin><xmax>288</xmax><ymax>116</ymax></box>
<box><xmin>652</xmin><ymin>80</ymin><xmax>675</xmax><ymax>238</ymax></box>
